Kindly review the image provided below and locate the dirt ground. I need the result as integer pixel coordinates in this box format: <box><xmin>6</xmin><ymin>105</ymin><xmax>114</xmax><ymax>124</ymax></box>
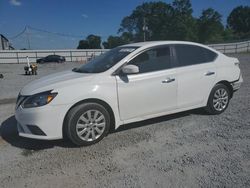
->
<box><xmin>0</xmin><ymin>54</ymin><xmax>249</xmax><ymax>188</ymax></box>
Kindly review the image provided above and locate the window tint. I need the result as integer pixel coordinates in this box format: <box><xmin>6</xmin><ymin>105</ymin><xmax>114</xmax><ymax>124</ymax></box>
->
<box><xmin>175</xmin><ymin>44</ymin><xmax>217</xmax><ymax>67</ymax></box>
<box><xmin>128</xmin><ymin>46</ymin><xmax>171</xmax><ymax>73</ymax></box>
<box><xmin>46</xmin><ymin>55</ymin><xmax>54</xmax><ymax>60</ymax></box>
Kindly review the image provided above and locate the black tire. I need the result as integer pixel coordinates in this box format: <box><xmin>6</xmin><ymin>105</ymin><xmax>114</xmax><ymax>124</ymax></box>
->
<box><xmin>64</xmin><ymin>103</ymin><xmax>110</xmax><ymax>146</ymax></box>
<box><xmin>205</xmin><ymin>83</ymin><xmax>231</xmax><ymax>115</ymax></box>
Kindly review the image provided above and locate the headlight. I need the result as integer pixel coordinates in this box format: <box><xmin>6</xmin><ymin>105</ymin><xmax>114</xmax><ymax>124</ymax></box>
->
<box><xmin>21</xmin><ymin>91</ymin><xmax>57</xmax><ymax>108</ymax></box>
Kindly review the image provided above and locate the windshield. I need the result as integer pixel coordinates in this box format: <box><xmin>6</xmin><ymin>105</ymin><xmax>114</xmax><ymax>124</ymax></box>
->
<box><xmin>73</xmin><ymin>46</ymin><xmax>138</xmax><ymax>73</ymax></box>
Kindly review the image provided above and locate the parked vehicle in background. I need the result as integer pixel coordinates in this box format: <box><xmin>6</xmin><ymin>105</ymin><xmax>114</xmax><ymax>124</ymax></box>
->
<box><xmin>36</xmin><ymin>55</ymin><xmax>65</xmax><ymax>63</ymax></box>
<box><xmin>15</xmin><ymin>41</ymin><xmax>243</xmax><ymax>146</ymax></box>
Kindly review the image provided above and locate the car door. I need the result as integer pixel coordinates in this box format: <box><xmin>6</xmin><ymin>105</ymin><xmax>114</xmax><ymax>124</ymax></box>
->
<box><xmin>45</xmin><ymin>55</ymin><xmax>53</xmax><ymax>62</ymax></box>
<box><xmin>52</xmin><ymin>55</ymin><xmax>57</xmax><ymax>62</ymax></box>
<box><xmin>115</xmin><ymin>45</ymin><xmax>177</xmax><ymax>121</ymax></box>
<box><xmin>173</xmin><ymin>44</ymin><xmax>217</xmax><ymax>109</ymax></box>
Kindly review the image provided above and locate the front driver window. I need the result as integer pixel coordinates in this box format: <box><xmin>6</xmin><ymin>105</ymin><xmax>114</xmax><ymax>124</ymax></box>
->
<box><xmin>128</xmin><ymin>46</ymin><xmax>171</xmax><ymax>74</ymax></box>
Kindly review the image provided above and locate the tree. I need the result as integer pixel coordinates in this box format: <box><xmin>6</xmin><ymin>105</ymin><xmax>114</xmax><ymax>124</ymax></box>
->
<box><xmin>172</xmin><ymin>0</ymin><xmax>192</xmax><ymax>15</ymax></box>
<box><xmin>227</xmin><ymin>6</ymin><xmax>250</xmax><ymax>38</ymax></box>
<box><xmin>171</xmin><ymin>0</ymin><xmax>198</xmax><ymax>41</ymax></box>
<box><xmin>118</xmin><ymin>0</ymin><xmax>198</xmax><ymax>42</ymax></box>
<box><xmin>144</xmin><ymin>2</ymin><xmax>175</xmax><ymax>40</ymax></box>
<box><xmin>87</xmin><ymin>35</ymin><xmax>101</xmax><ymax>49</ymax></box>
<box><xmin>119</xmin><ymin>2</ymin><xmax>175</xmax><ymax>42</ymax></box>
<box><xmin>197</xmin><ymin>8</ymin><xmax>224</xmax><ymax>43</ymax></box>
<box><xmin>77</xmin><ymin>35</ymin><xmax>101</xmax><ymax>49</ymax></box>
<box><xmin>102</xmin><ymin>41</ymin><xmax>109</xmax><ymax>49</ymax></box>
<box><xmin>102</xmin><ymin>32</ymin><xmax>134</xmax><ymax>49</ymax></box>
<box><xmin>77</xmin><ymin>40</ymin><xmax>89</xmax><ymax>49</ymax></box>
<box><xmin>222</xmin><ymin>28</ymin><xmax>236</xmax><ymax>41</ymax></box>
<box><xmin>102</xmin><ymin>36</ymin><xmax>124</xmax><ymax>49</ymax></box>
<box><xmin>121</xmin><ymin>32</ymin><xmax>134</xmax><ymax>43</ymax></box>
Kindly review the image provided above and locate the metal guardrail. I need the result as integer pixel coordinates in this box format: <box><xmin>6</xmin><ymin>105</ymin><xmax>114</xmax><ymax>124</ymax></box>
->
<box><xmin>208</xmin><ymin>40</ymin><xmax>250</xmax><ymax>54</ymax></box>
<box><xmin>0</xmin><ymin>49</ymin><xmax>109</xmax><ymax>64</ymax></box>
<box><xmin>0</xmin><ymin>40</ymin><xmax>249</xmax><ymax>64</ymax></box>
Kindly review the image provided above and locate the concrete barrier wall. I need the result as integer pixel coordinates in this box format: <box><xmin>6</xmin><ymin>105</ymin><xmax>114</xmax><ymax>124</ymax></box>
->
<box><xmin>0</xmin><ymin>40</ymin><xmax>249</xmax><ymax>64</ymax></box>
<box><xmin>0</xmin><ymin>49</ymin><xmax>109</xmax><ymax>64</ymax></box>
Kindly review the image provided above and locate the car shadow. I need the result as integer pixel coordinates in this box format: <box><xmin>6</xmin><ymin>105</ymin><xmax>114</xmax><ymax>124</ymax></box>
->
<box><xmin>0</xmin><ymin>116</ymin><xmax>76</xmax><ymax>150</ymax></box>
<box><xmin>0</xmin><ymin>108</ymin><xmax>207</xmax><ymax>151</ymax></box>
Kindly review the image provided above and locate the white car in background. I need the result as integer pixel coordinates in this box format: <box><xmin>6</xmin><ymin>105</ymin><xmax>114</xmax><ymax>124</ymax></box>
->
<box><xmin>15</xmin><ymin>41</ymin><xmax>243</xmax><ymax>146</ymax></box>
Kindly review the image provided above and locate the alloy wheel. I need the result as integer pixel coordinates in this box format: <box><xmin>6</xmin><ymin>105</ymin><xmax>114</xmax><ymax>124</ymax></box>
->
<box><xmin>213</xmin><ymin>88</ymin><xmax>229</xmax><ymax>111</ymax></box>
<box><xmin>76</xmin><ymin>110</ymin><xmax>106</xmax><ymax>142</ymax></box>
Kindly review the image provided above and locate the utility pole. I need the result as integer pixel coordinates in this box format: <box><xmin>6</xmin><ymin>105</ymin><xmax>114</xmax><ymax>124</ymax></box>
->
<box><xmin>26</xmin><ymin>26</ymin><xmax>31</xmax><ymax>49</ymax></box>
<box><xmin>142</xmin><ymin>17</ymin><xmax>147</xmax><ymax>42</ymax></box>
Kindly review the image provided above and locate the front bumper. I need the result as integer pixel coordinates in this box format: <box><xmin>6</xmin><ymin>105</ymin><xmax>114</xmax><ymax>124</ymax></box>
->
<box><xmin>15</xmin><ymin>104</ymin><xmax>70</xmax><ymax>140</ymax></box>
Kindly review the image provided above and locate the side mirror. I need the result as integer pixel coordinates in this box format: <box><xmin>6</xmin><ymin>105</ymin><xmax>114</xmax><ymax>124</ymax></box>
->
<box><xmin>121</xmin><ymin>64</ymin><xmax>139</xmax><ymax>74</ymax></box>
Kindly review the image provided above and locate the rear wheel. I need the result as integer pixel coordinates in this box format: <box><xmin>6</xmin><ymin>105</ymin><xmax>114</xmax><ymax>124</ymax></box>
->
<box><xmin>65</xmin><ymin>103</ymin><xmax>110</xmax><ymax>146</ymax></box>
<box><xmin>205</xmin><ymin>83</ymin><xmax>230</xmax><ymax>115</ymax></box>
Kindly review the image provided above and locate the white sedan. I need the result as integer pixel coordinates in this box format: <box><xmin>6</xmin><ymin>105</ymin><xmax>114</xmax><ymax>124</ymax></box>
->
<box><xmin>15</xmin><ymin>41</ymin><xmax>243</xmax><ymax>146</ymax></box>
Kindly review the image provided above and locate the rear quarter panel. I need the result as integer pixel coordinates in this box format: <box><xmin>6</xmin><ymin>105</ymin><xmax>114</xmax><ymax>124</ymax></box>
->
<box><xmin>215</xmin><ymin>54</ymin><xmax>241</xmax><ymax>83</ymax></box>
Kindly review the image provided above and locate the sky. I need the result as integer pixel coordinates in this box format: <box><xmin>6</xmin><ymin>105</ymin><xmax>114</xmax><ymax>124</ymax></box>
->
<box><xmin>0</xmin><ymin>0</ymin><xmax>249</xmax><ymax>49</ymax></box>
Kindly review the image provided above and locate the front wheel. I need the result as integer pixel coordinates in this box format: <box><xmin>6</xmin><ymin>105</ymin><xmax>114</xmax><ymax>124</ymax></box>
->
<box><xmin>205</xmin><ymin>83</ymin><xmax>230</xmax><ymax>115</ymax></box>
<box><xmin>64</xmin><ymin>103</ymin><xmax>110</xmax><ymax>146</ymax></box>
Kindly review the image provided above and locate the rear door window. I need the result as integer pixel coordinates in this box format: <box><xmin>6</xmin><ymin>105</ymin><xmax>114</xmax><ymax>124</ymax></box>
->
<box><xmin>174</xmin><ymin>44</ymin><xmax>217</xmax><ymax>67</ymax></box>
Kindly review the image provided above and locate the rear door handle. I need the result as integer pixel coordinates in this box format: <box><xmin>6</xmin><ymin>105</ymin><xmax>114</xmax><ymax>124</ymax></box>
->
<box><xmin>205</xmin><ymin>71</ymin><xmax>215</xmax><ymax>76</ymax></box>
<box><xmin>162</xmin><ymin>78</ymin><xmax>175</xmax><ymax>83</ymax></box>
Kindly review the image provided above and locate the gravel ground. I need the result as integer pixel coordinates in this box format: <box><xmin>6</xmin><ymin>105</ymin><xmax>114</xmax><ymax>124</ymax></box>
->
<box><xmin>0</xmin><ymin>54</ymin><xmax>249</xmax><ymax>188</ymax></box>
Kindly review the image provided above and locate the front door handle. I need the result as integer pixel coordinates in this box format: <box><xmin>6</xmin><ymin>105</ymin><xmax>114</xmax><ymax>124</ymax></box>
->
<box><xmin>205</xmin><ymin>71</ymin><xmax>215</xmax><ymax>76</ymax></box>
<box><xmin>162</xmin><ymin>78</ymin><xmax>175</xmax><ymax>83</ymax></box>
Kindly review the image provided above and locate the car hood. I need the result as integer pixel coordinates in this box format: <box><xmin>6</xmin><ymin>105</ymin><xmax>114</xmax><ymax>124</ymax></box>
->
<box><xmin>20</xmin><ymin>70</ymin><xmax>94</xmax><ymax>95</ymax></box>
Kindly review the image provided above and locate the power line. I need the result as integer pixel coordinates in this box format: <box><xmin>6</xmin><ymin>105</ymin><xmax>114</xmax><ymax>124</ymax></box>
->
<box><xmin>9</xmin><ymin>25</ymin><xmax>110</xmax><ymax>40</ymax></box>
<box><xmin>27</xmin><ymin>26</ymin><xmax>85</xmax><ymax>38</ymax></box>
<box><xmin>8</xmin><ymin>25</ymin><xmax>87</xmax><ymax>40</ymax></box>
<box><xmin>7</xmin><ymin>26</ymin><xmax>111</xmax><ymax>49</ymax></box>
<box><xmin>9</xmin><ymin>26</ymin><xmax>27</xmax><ymax>39</ymax></box>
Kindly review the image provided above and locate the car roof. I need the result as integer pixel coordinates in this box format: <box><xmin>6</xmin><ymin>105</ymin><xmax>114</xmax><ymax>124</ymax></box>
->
<box><xmin>122</xmin><ymin>40</ymin><xmax>207</xmax><ymax>48</ymax></box>
<box><xmin>47</xmin><ymin>55</ymin><xmax>59</xmax><ymax>57</ymax></box>
<box><xmin>121</xmin><ymin>40</ymin><xmax>219</xmax><ymax>54</ymax></box>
